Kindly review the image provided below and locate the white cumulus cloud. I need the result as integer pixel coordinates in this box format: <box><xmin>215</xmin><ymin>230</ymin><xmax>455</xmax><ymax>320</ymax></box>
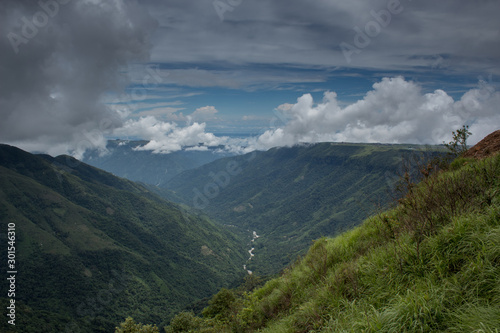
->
<box><xmin>188</xmin><ymin>106</ymin><xmax>219</xmax><ymax>123</ymax></box>
<box><xmin>254</xmin><ymin>77</ymin><xmax>500</xmax><ymax>150</ymax></box>
<box><xmin>113</xmin><ymin>116</ymin><xmax>224</xmax><ymax>154</ymax></box>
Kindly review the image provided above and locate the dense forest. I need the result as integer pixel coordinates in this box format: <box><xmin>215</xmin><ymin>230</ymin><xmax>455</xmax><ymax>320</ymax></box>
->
<box><xmin>0</xmin><ymin>145</ymin><xmax>247</xmax><ymax>332</ymax></box>
<box><xmin>127</xmin><ymin>131</ymin><xmax>500</xmax><ymax>332</ymax></box>
<box><xmin>164</xmin><ymin>143</ymin><xmax>445</xmax><ymax>275</ymax></box>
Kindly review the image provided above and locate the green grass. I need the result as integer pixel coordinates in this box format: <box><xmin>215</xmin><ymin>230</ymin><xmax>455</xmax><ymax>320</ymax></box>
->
<box><xmin>165</xmin><ymin>153</ymin><xmax>500</xmax><ymax>332</ymax></box>
<box><xmin>165</xmin><ymin>143</ymin><xmax>446</xmax><ymax>275</ymax></box>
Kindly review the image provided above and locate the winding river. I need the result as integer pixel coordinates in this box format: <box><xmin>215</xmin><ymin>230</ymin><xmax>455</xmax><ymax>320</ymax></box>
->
<box><xmin>243</xmin><ymin>231</ymin><xmax>260</xmax><ymax>275</ymax></box>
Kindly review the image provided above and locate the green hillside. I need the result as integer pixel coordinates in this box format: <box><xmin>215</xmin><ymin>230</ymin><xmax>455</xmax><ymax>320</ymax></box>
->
<box><xmin>165</xmin><ymin>143</ymin><xmax>444</xmax><ymax>275</ymax></box>
<box><xmin>0</xmin><ymin>144</ymin><xmax>247</xmax><ymax>332</ymax></box>
<box><xmin>164</xmin><ymin>152</ymin><xmax>500</xmax><ymax>332</ymax></box>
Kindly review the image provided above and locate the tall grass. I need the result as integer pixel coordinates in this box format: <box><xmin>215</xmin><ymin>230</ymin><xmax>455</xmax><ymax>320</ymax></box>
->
<box><xmin>165</xmin><ymin>154</ymin><xmax>500</xmax><ymax>332</ymax></box>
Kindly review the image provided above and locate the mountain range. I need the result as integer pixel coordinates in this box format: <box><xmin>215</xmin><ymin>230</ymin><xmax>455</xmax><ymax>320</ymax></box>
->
<box><xmin>163</xmin><ymin>143</ymin><xmax>444</xmax><ymax>275</ymax></box>
<box><xmin>82</xmin><ymin>140</ymin><xmax>235</xmax><ymax>186</ymax></box>
<box><xmin>0</xmin><ymin>144</ymin><xmax>246</xmax><ymax>332</ymax></box>
<box><xmin>0</xmin><ymin>140</ymin><xmax>447</xmax><ymax>332</ymax></box>
<box><xmin>163</xmin><ymin>132</ymin><xmax>500</xmax><ymax>332</ymax></box>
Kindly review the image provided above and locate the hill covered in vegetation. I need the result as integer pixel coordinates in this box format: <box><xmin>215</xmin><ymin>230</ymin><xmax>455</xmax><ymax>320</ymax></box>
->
<box><xmin>0</xmin><ymin>144</ymin><xmax>247</xmax><ymax>332</ymax></box>
<box><xmin>165</xmin><ymin>143</ymin><xmax>444</xmax><ymax>275</ymax></box>
<box><xmin>161</xmin><ymin>143</ymin><xmax>500</xmax><ymax>332</ymax></box>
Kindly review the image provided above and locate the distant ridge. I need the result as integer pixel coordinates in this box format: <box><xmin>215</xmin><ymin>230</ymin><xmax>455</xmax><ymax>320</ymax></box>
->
<box><xmin>163</xmin><ymin>139</ymin><xmax>500</xmax><ymax>333</ymax></box>
<box><xmin>82</xmin><ymin>140</ymin><xmax>234</xmax><ymax>186</ymax></box>
<box><xmin>164</xmin><ymin>142</ymin><xmax>446</xmax><ymax>275</ymax></box>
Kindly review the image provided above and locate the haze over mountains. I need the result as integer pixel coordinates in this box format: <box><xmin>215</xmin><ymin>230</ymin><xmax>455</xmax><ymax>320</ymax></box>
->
<box><xmin>82</xmin><ymin>140</ymin><xmax>236</xmax><ymax>186</ymax></box>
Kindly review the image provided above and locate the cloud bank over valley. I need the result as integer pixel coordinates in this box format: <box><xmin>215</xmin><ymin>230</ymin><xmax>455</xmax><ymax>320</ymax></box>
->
<box><xmin>1</xmin><ymin>0</ymin><xmax>499</xmax><ymax>157</ymax></box>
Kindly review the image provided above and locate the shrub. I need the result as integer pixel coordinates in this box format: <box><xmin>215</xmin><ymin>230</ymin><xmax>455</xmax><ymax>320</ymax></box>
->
<box><xmin>115</xmin><ymin>317</ymin><xmax>159</xmax><ymax>333</ymax></box>
<box><xmin>164</xmin><ymin>312</ymin><xmax>203</xmax><ymax>333</ymax></box>
<box><xmin>443</xmin><ymin>125</ymin><xmax>472</xmax><ymax>157</ymax></box>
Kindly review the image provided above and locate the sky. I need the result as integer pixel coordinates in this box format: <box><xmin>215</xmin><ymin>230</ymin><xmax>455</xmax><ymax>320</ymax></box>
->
<box><xmin>1</xmin><ymin>0</ymin><xmax>500</xmax><ymax>157</ymax></box>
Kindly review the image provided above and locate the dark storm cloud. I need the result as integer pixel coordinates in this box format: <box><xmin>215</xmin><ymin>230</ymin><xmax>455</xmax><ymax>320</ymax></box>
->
<box><xmin>1</xmin><ymin>0</ymin><xmax>498</xmax><ymax>155</ymax></box>
<box><xmin>146</xmin><ymin>0</ymin><xmax>499</xmax><ymax>74</ymax></box>
<box><xmin>0</xmin><ymin>0</ymin><xmax>157</xmax><ymax>156</ymax></box>
<box><xmin>136</xmin><ymin>0</ymin><xmax>500</xmax><ymax>150</ymax></box>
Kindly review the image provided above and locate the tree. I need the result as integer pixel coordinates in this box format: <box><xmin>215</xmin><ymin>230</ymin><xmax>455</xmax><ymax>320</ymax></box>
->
<box><xmin>202</xmin><ymin>288</ymin><xmax>237</xmax><ymax>321</ymax></box>
<box><xmin>115</xmin><ymin>317</ymin><xmax>159</xmax><ymax>333</ymax></box>
<box><xmin>165</xmin><ymin>312</ymin><xmax>203</xmax><ymax>333</ymax></box>
<box><xmin>443</xmin><ymin>125</ymin><xmax>472</xmax><ymax>157</ymax></box>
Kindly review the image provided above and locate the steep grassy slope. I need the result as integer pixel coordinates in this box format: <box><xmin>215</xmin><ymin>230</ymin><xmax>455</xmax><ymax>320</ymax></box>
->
<box><xmin>0</xmin><ymin>144</ymin><xmax>246</xmax><ymax>332</ymax></box>
<box><xmin>165</xmin><ymin>143</ymin><xmax>443</xmax><ymax>275</ymax></box>
<box><xmin>166</xmin><ymin>153</ymin><xmax>500</xmax><ymax>332</ymax></box>
<box><xmin>82</xmin><ymin>140</ymin><xmax>233</xmax><ymax>186</ymax></box>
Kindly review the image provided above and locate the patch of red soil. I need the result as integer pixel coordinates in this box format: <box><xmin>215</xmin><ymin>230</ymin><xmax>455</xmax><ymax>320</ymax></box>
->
<box><xmin>463</xmin><ymin>130</ymin><xmax>500</xmax><ymax>159</ymax></box>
